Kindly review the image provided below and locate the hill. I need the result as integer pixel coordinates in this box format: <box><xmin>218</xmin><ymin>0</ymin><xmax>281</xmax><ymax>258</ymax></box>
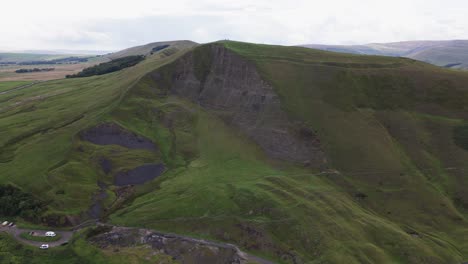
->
<box><xmin>1</xmin><ymin>40</ymin><xmax>468</xmax><ymax>263</ymax></box>
<box><xmin>107</xmin><ymin>40</ymin><xmax>197</xmax><ymax>59</ymax></box>
<box><xmin>302</xmin><ymin>40</ymin><xmax>468</xmax><ymax>69</ymax></box>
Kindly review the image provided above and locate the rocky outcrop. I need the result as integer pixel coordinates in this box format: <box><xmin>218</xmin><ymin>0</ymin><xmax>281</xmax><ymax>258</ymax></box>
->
<box><xmin>152</xmin><ymin>44</ymin><xmax>325</xmax><ymax>166</ymax></box>
<box><xmin>89</xmin><ymin>226</ymin><xmax>249</xmax><ymax>264</ymax></box>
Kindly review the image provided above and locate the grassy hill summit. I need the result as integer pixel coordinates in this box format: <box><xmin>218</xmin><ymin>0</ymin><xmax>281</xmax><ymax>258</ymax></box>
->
<box><xmin>1</xmin><ymin>40</ymin><xmax>468</xmax><ymax>263</ymax></box>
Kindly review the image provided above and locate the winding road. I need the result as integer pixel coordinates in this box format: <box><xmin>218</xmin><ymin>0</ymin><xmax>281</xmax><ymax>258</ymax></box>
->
<box><xmin>0</xmin><ymin>225</ymin><xmax>73</xmax><ymax>247</ymax></box>
<box><xmin>0</xmin><ymin>223</ymin><xmax>275</xmax><ymax>263</ymax></box>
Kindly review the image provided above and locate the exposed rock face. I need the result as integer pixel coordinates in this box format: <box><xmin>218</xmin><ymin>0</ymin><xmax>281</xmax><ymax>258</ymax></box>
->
<box><xmin>80</xmin><ymin>123</ymin><xmax>157</xmax><ymax>150</ymax></box>
<box><xmin>153</xmin><ymin>44</ymin><xmax>325</xmax><ymax>166</ymax></box>
<box><xmin>90</xmin><ymin>226</ymin><xmax>248</xmax><ymax>264</ymax></box>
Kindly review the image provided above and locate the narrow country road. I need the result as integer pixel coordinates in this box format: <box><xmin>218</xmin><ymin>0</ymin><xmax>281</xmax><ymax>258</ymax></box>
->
<box><xmin>0</xmin><ymin>225</ymin><xmax>73</xmax><ymax>248</ymax></box>
<box><xmin>0</xmin><ymin>223</ymin><xmax>275</xmax><ymax>263</ymax></box>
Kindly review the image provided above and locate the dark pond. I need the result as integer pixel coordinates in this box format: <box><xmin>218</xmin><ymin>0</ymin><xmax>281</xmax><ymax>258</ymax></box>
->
<box><xmin>114</xmin><ymin>164</ymin><xmax>166</xmax><ymax>186</ymax></box>
<box><xmin>80</xmin><ymin>123</ymin><xmax>157</xmax><ymax>150</ymax></box>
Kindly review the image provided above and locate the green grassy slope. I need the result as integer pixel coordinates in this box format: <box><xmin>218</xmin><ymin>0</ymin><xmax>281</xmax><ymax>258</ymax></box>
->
<box><xmin>0</xmin><ymin>44</ymin><xmax>191</xmax><ymax>220</ymax></box>
<box><xmin>224</xmin><ymin>41</ymin><xmax>468</xmax><ymax>260</ymax></box>
<box><xmin>108</xmin><ymin>42</ymin><xmax>468</xmax><ymax>263</ymax></box>
<box><xmin>107</xmin><ymin>40</ymin><xmax>197</xmax><ymax>60</ymax></box>
<box><xmin>1</xmin><ymin>40</ymin><xmax>468</xmax><ymax>263</ymax></box>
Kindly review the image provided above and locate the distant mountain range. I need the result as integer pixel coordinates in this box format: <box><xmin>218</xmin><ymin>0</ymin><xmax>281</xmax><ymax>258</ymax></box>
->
<box><xmin>0</xmin><ymin>49</ymin><xmax>113</xmax><ymax>56</ymax></box>
<box><xmin>301</xmin><ymin>40</ymin><xmax>468</xmax><ymax>69</ymax></box>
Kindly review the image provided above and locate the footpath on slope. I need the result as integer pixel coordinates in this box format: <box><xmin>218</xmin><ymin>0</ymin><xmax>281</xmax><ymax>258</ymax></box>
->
<box><xmin>0</xmin><ymin>81</ymin><xmax>44</xmax><ymax>95</ymax></box>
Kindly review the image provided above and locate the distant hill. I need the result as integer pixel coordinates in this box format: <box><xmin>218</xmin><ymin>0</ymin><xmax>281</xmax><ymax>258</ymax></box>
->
<box><xmin>107</xmin><ymin>40</ymin><xmax>197</xmax><ymax>59</ymax></box>
<box><xmin>0</xmin><ymin>49</ymin><xmax>112</xmax><ymax>55</ymax></box>
<box><xmin>302</xmin><ymin>40</ymin><xmax>468</xmax><ymax>69</ymax></box>
<box><xmin>21</xmin><ymin>49</ymin><xmax>113</xmax><ymax>55</ymax></box>
<box><xmin>0</xmin><ymin>53</ymin><xmax>76</xmax><ymax>63</ymax></box>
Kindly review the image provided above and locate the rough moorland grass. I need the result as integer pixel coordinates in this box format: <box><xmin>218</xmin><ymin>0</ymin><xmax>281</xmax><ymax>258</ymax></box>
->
<box><xmin>223</xmin><ymin>41</ymin><xmax>468</xmax><ymax>259</ymax></box>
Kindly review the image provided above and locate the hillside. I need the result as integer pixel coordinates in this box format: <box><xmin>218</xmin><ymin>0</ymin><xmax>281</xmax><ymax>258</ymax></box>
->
<box><xmin>107</xmin><ymin>40</ymin><xmax>197</xmax><ymax>59</ymax></box>
<box><xmin>1</xmin><ymin>40</ymin><xmax>468</xmax><ymax>263</ymax></box>
<box><xmin>302</xmin><ymin>40</ymin><xmax>468</xmax><ymax>69</ymax></box>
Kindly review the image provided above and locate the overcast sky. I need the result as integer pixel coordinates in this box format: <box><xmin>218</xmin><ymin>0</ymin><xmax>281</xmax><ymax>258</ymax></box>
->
<box><xmin>1</xmin><ymin>0</ymin><xmax>467</xmax><ymax>51</ymax></box>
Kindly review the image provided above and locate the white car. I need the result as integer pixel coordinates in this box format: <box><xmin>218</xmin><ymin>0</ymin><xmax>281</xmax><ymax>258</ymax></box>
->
<box><xmin>39</xmin><ymin>244</ymin><xmax>49</xmax><ymax>249</ymax></box>
<box><xmin>45</xmin><ymin>231</ymin><xmax>56</xmax><ymax>237</ymax></box>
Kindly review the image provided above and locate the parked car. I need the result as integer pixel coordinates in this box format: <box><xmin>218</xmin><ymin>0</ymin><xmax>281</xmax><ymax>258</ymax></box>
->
<box><xmin>45</xmin><ymin>231</ymin><xmax>56</xmax><ymax>237</ymax></box>
<box><xmin>39</xmin><ymin>244</ymin><xmax>49</xmax><ymax>249</ymax></box>
<box><xmin>8</xmin><ymin>222</ymin><xmax>14</xmax><ymax>227</ymax></box>
<box><xmin>2</xmin><ymin>221</ymin><xmax>8</xmax><ymax>226</ymax></box>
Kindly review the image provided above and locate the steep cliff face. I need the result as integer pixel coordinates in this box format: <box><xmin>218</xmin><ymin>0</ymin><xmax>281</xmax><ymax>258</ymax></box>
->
<box><xmin>152</xmin><ymin>44</ymin><xmax>325</xmax><ymax>166</ymax></box>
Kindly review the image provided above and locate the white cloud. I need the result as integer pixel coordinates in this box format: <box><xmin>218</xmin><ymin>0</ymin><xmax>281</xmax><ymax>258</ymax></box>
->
<box><xmin>1</xmin><ymin>0</ymin><xmax>467</xmax><ymax>50</ymax></box>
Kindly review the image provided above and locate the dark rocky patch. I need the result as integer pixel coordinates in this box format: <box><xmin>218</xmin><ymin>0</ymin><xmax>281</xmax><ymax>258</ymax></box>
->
<box><xmin>114</xmin><ymin>164</ymin><xmax>165</xmax><ymax>186</ymax></box>
<box><xmin>88</xmin><ymin>182</ymin><xmax>108</xmax><ymax>219</ymax></box>
<box><xmin>89</xmin><ymin>226</ymin><xmax>248</xmax><ymax>264</ymax></box>
<box><xmin>80</xmin><ymin>123</ymin><xmax>157</xmax><ymax>150</ymax></box>
<box><xmin>154</xmin><ymin>44</ymin><xmax>326</xmax><ymax>166</ymax></box>
<box><xmin>354</xmin><ymin>192</ymin><xmax>368</xmax><ymax>200</ymax></box>
<box><xmin>444</xmin><ymin>63</ymin><xmax>462</xmax><ymax>68</ymax></box>
<box><xmin>99</xmin><ymin>158</ymin><xmax>112</xmax><ymax>174</ymax></box>
<box><xmin>406</xmin><ymin>230</ymin><xmax>421</xmax><ymax>238</ymax></box>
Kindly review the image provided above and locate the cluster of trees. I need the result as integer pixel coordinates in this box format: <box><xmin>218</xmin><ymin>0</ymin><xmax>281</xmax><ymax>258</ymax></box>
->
<box><xmin>66</xmin><ymin>55</ymin><xmax>145</xmax><ymax>78</ymax></box>
<box><xmin>18</xmin><ymin>56</ymin><xmax>90</xmax><ymax>65</ymax></box>
<box><xmin>15</xmin><ymin>68</ymin><xmax>55</xmax><ymax>73</ymax></box>
<box><xmin>151</xmin><ymin>45</ymin><xmax>170</xmax><ymax>54</ymax></box>
<box><xmin>0</xmin><ymin>185</ymin><xmax>44</xmax><ymax>220</ymax></box>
